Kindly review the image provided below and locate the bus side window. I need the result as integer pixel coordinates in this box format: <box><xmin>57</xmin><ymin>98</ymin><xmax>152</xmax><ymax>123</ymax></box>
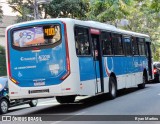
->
<box><xmin>101</xmin><ymin>32</ymin><xmax>112</xmax><ymax>55</ymax></box>
<box><xmin>112</xmin><ymin>33</ymin><xmax>123</xmax><ymax>55</ymax></box>
<box><xmin>123</xmin><ymin>36</ymin><xmax>132</xmax><ymax>56</ymax></box>
<box><xmin>132</xmin><ymin>37</ymin><xmax>139</xmax><ymax>55</ymax></box>
<box><xmin>74</xmin><ymin>27</ymin><xmax>90</xmax><ymax>56</ymax></box>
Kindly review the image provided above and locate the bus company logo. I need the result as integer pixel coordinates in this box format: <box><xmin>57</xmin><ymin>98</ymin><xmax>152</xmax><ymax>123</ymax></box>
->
<box><xmin>20</xmin><ymin>57</ymin><xmax>36</xmax><ymax>61</ymax></box>
<box><xmin>38</xmin><ymin>55</ymin><xmax>51</xmax><ymax>61</ymax></box>
<box><xmin>105</xmin><ymin>57</ymin><xmax>114</xmax><ymax>76</ymax></box>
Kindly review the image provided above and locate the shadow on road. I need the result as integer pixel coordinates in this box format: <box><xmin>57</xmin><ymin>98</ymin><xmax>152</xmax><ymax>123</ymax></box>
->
<box><xmin>147</xmin><ymin>80</ymin><xmax>160</xmax><ymax>84</ymax></box>
<box><xmin>8</xmin><ymin>107</ymin><xmax>30</xmax><ymax>113</ymax></box>
<box><xmin>28</xmin><ymin>87</ymin><xmax>148</xmax><ymax>115</ymax></box>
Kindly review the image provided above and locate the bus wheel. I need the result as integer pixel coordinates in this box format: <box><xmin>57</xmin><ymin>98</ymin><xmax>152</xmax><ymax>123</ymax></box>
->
<box><xmin>29</xmin><ymin>99</ymin><xmax>38</xmax><ymax>107</ymax></box>
<box><xmin>56</xmin><ymin>95</ymin><xmax>76</xmax><ymax>104</ymax></box>
<box><xmin>0</xmin><ymin>98</ymin><xmax>9</xmax><ymax>114</ymax></box>
<box><xmin>108</xmin><ymin>77</ymin><xmax>117</xmax><ymax>99</ymax></box>
<box><xmin>138</xmin><ymin>74</ymin><xmax>147</xmax><ymax>89</ymax></box>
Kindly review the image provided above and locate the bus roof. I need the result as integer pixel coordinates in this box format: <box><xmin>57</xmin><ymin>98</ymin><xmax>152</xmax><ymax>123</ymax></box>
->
<box><xmin>6</xmin><ymin>18</ymin><xmax>150</xmax><ymax>39</ymax></box>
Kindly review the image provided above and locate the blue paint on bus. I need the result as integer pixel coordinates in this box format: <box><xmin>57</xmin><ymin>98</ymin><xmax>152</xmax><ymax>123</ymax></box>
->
<box><xmin>79</xmin><ymin>56</ymin><xmax>148</xmax><ymax>81</ymax></box>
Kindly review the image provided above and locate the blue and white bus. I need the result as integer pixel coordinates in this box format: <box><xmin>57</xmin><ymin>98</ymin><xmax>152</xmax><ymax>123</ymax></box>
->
<box><xmin>6</xmin><ymin>18</ymin><xmax>153</xmax><ymax>103</ymax></box>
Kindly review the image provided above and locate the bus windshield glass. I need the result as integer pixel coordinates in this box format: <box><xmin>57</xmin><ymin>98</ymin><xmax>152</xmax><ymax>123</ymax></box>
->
<box><xmin>12</xmin><ymin>25</ymin><xmax>61</xmax><ymax>48</ymax></box>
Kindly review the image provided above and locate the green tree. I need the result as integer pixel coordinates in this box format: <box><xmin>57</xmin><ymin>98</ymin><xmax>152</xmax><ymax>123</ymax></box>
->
<box><xmin>121</xmin><ymin>0</ymin><xmax>160</xmax><ymax>61</ymax></box>
<box><xmin>0</xmin><ymin>45</ymin><xmax>7</xmax><ymax>76</ymax></box>
<box><xmin>136</xmin><ymin>0</ymin><xmax>160</xmax><ymax>12</ymax></box>
<box><xmin>44</xmin><ymin>0</ymin><xmax>89</xmax><ymax>19</ymax></box>
<box><xmin>152</xmin><ymin>42</ymin><xmax>160</xmax><ymax>61</ymax></box>
<box><xmin>150</xmin><ymin>0</ymin><xmax>160</xmax><ymax>12</ymax></box>
<box><xmin>8</xmin><ymin>0</ymin><xmax>37</xmax><ymax>22</ymax></box>
<box><xmin>0</xmin><ymin>6</ymin><xmax>3</xmax><ymax>22</ymax></box>
<box><xmin>8</xmin><ymin>0</ymin><xmax>89</xmax><ymax>22</ymax></box>
<box><xmin>123</xmin><ymin>1</ymin><xmax>159</xmax><ymax>35</ymax></box>
<box><xmin>87</xmin><ymin>0</ymin><xmax>131</xmax><ymax>25</ymax></box>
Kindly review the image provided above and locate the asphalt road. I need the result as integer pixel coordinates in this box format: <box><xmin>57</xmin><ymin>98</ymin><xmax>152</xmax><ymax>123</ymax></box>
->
<box><xmin>2</xmin><ymin>82</ymin><xmax>160</xmax><ymax>124</ymax></box>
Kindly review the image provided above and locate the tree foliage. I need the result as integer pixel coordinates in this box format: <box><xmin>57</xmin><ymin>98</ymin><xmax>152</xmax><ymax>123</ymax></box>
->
<box><xmin>136</xmin><ymin>0</ymin><xmax>160</xmax><ymax>12</ymax></box>
<box><xmin>0</xmin><ymin>45</ymin><xmax>7</xmax><ymax>76</ymax></box>
<box><xmin>44</xmin><ymin>0</ymin><xmax>89</xmax><ymax>19</ymax></box>
<box><xmin>152</xmin><ymin>42</ymin><xmax>160</xmax><ymax>61</ymax></box>
<box><xmin>87</xmin><ymin>0</ymin><xmax>132</xmax><ymax>24</ymax></box>
<box><xmin>8</xmin><ymin>0</ymin><xmax>35</xmax><ymax>22</ymax></box>
<box><xmin>120</xmin><ymin>0</ymin><xmax>160</xmax><ymax>60</ymax></box>
<box><xmin>8</xmin><ymin>0</ymin><xmax>89</xmax><ymax>21</ymax></box>
<box><xmin>0</xmin><ymin>6</ymin><xmax>3</xmax><ymax>22</ymax></box>
<box><xmin>150</xmin><ymin>0</ymin><xmax>160</xmax><ymax>12</ymax></box>
<box><xmin>122</xmin><ymin>1</ymin><xmax>160</xmax><ymax>38</ymax></box>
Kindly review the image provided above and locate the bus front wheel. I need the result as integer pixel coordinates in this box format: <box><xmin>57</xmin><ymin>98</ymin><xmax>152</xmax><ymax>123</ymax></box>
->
<box><xmin>56</xmin><ymin>95</ymin><xmax>76</xmax><ymax>104</ymax></box>
<box><xmin>108</xmin><ymin>77</ymin><xmax>117</xmax><ymax>99</ymax></box>
<box><xmin>0</xmin><ymin>98</ymin><xmax>9</xmax><ymax>114</ymax></box>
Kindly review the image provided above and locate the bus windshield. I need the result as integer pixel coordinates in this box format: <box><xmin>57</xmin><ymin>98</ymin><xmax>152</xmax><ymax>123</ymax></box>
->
<box><xmin>13</xmin><ymin>25</ymin><xmax>61</xmax><ymax>48</ymax></box>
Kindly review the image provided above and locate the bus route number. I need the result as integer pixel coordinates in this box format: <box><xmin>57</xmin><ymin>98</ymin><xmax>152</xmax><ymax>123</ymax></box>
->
<box><xmin>44</xmin><ymin>28</ymin><xmax>55</xmax><ymax>36</ymax></box>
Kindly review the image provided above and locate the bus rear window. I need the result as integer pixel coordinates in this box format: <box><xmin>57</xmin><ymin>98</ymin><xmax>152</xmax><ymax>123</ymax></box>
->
<box><xmin>12</xmin><ymin>25</ymin><xmax>61</xmax><ymax>48</ymax></box>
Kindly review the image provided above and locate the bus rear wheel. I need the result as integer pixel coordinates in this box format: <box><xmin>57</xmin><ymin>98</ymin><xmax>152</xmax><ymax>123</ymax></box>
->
<box><xmin>138</xmin><ymin>74</ymin><xmax>147</xmax><ymax>89</ymax></box>
<box><xmin>108</xmin><ymin>77</ymin><xmax>117</xmax><ymax>99</ymax></box>
<box><xmin>56</xmin><ymin>95</ymin><xmax>76</xmax><ymax>104</ymax></box>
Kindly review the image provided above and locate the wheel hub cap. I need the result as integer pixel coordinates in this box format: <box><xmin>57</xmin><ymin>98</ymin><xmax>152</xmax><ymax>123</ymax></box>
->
<box><xmin>1</xmin><ymin>101</ymin><xmax>8</xmax><ymax>113</ymax></box>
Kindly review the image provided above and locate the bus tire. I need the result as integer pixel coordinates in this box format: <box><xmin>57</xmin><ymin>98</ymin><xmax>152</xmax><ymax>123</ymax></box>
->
<box><xmin>56</xmin><ymin>95</ymin><xmax>76</xmax><ymax>104</ymax></box>
<box><xmin>138</xmin><ymin>74</ymin><xmax>147</xmax><ymax>89</ymax></box>
<box><xmin>0</xmin><ymin>98</ymin><xmax>9</xmax><ymax>114</ymax></box>
<box><xmin>108</xmin><ymin>77</ymin><xmax>117</xmax><ymax>99</ymax></box>
<box><xmin>29</xmin><ymin>99</ymin><xmax>38</xmax><ymax>107</ymax></box>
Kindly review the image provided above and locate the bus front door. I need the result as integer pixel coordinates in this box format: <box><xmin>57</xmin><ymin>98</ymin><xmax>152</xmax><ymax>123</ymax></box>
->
<box><xmin>91</xmin><ymin>34</ymin><xmax>104</xmax><ymax>93</ymax></box>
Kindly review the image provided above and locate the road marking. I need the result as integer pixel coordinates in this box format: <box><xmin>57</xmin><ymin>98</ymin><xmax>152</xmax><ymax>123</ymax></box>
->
<box><xmin>75</xmin><ymin>111</ymin><xmax>86</xmax><ymax>115</ymax></box>
<box><xmin>51</xmin><ymin>121</ymin><xmax>62</xmax><ymax>124</ymax></box>
<box><xmin>50</xmin><ymin>116</ymin><xmax>76</xmax><ymax>124</ymax></box>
